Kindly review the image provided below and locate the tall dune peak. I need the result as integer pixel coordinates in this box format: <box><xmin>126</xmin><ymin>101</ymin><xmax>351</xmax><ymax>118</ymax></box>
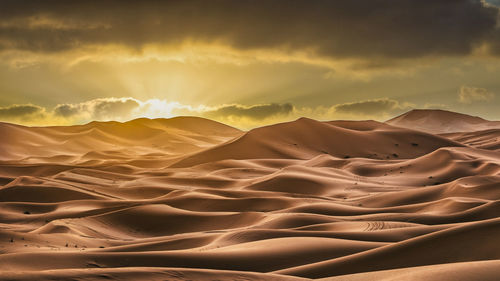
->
<box><xmin>386</xmin><ymin>109</ymin><xmax>500</xmax><ymax>134</ymax></box>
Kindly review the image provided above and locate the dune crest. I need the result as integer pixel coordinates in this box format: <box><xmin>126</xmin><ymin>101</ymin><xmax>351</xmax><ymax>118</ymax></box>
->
<box><xmin>0</xmin><ymin>112</ymin><xmax>499</xmax><ymax>280</ymax></box>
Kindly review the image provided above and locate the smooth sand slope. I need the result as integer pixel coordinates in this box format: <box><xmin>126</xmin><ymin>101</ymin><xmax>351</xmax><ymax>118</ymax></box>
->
<box><xmin>0</xmin><ymin>110</ymin><xmax>499</xmax><ymax>280</ymax></box>
<box><xmin>386</xmin><ymin>109</ymin><xmax>500</xmax><ymax>134</ymax></box>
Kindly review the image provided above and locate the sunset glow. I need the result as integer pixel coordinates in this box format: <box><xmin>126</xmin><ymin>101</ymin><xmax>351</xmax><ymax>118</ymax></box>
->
<box><xmin>1</xmin><ymin>0</ymin><xmax>500</xmax><ymax>128</ymax></box>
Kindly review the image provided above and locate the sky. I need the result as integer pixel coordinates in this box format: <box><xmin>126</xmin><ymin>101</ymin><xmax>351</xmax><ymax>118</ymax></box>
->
<box><xmin>1</xmin><ymin>0</ymin><xmax>500</xmax><ymax>129</ymax></box>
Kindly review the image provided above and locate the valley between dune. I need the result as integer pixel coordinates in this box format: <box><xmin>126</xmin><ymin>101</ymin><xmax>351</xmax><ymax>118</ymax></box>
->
<box><xmin>0</xmin><ymin>109</ymin><xmax>499</xmax><ymax>280</ymax></box>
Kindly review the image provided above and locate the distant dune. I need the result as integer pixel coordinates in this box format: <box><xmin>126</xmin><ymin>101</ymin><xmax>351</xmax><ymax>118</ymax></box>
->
<box><xmin>0</xmin><ymin>116</ymin><xmax>242</xmax><ymax>164</ymax></box>
<box><xmin>386</xmin><ymin>109</ymin><xmax>500</xmax><ymax>134</ymax></box>
<box><xmin>0</xmin><ymin>109</ymin><xmax>499</xmax><ymax>280</ymax></box>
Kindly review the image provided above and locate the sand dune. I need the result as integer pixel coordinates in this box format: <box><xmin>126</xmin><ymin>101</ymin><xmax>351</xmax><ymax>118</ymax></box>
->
<box><xmin>319</xmin><ymin>260</ymin><xmax>500</xmax><ymax>281</ymax></box>
<box><xmin>0</xmin><ymin>117</ymin><xmax>241</xmax><ymax>164</ymax></box>
<box><xmin>443</xmin><ymin>129</ymin><xmax>500</xmax><ymax>151</ymax></box>
<box><xmin>172</xmin><ymin>117</ymin><xmax>462</xmax><ymax>168</ymax></box>
<box><xmin>386</xmin><ymin>109</ymin><xmax>500</xmax><ymax>134</ymax></box>
<box><xmin>0</xmin><ymin>110</ymin><xmax>499</xmax><ymax>280</ymax></box>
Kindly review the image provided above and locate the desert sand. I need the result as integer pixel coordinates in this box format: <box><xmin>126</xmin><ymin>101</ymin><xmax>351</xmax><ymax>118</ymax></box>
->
<box><xmin>0</xmin><ymin>109</ymin><xmax>499</xmax><ymax>280</ymax></box>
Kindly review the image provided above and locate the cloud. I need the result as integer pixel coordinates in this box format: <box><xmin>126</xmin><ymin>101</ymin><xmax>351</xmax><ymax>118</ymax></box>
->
<box><xmin>332</xmin><ymin>98</ymin><xmax>414</xmax><ymax>116</ymax></box>
<box><xmin>0</xmin><ymin>103</ymin><xmax>46</xmax><ymax>119</ymax></box>
<box><xmin>458</xmin><ymin>86</ymin><xmax>495</xmax><ymax>104</ymax></box>
<box><xmin>485</xmin><ymin>0</ymin><xmax>500</xmax><ymax>7</ymax></box>
<box><xmin>0</xmin><ymin>97</ymin><xmax>421</xmax><ymax>128</ymax></box>
<box><xmin>92</xmin><ymin>98</ymin><xmax>140</xmax><ymax>119</ymax></box>
<box><xmin>423</xmin><ymin>103</ymin><xmax>449</xmax><ymax>109</ymax></box>
<box><xmin>33</xmin><ymin>98</ymin><xmax>295</xmax><ymax>126</ymax></box>
<box><xmin>202</xmin><ymin>103</ymin><xmax>294</xmax><ymax>120</ymax></box>
<box><xmin>54</xmin><ymin>97</ymin><xmax>141</xmax><ymax>120</ymax></box>
<box><xmin>0</xmin><ymin>0</ymin><xmax>499</xmax><ymax>59</ymax></box>
<box><xmin>53</xmin><ymin>104</ymin><xmax>80</xmax><ymax>118</ymax></box>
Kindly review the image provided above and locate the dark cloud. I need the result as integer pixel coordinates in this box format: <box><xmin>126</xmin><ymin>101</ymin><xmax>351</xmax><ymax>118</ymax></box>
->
<box><xmin>203</xmin><ymin>103</ymin><xmax>294</xmax><ymax>120</ymax></box>
<box><xmin>0</xmin><ymin>104</ymin><xmax>45</xmax><ymax>118</ymax></box>
<box><xmin>92</xmin><ymin>98</ymin><xmax>140</xmax><ymax>119</ymax></box>
<box><xmin>53</xmin><ymin>104</ymin><xmax>80</xmax><ymax>117</ymax></box>
<box><xmin>0</xmin><ymin>0</ymin><xmax>499</xmax><ymax>58</ymax></box>
<box><xmin>54</xmin><ymin>98</ymin><xmax>141</xmax><ymax>119</ymax></box>
<box><xmin>333</xmin><ymin>98</ymin><xmax>412</xmax><ymax>115</ymax></box>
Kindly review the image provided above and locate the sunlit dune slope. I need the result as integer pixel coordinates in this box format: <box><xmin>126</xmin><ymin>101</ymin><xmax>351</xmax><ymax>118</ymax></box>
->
<box><xmin>386</xmin><ymin>109</ymin><xmax>500</xmax><ymax>134</ymax></box>
<box><xmin>0</xmin><ymin>116</ymin><xmax>242</xmax><ymax>163</ymax></box>
<box><xmin>442</xmin><ymin>128</ymin><xmax>500</xmax><ymax>151</ymax></box>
